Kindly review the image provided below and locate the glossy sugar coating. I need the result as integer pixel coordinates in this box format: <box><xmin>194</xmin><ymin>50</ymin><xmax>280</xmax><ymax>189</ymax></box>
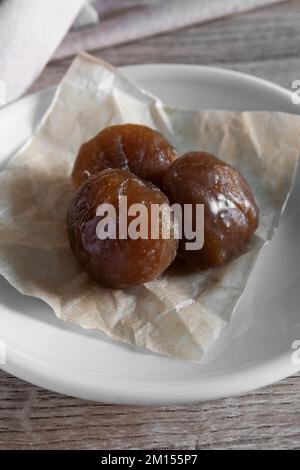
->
<box><xmin>163</xmin><ymin>151</ymin><xmax>259</xmax><ymax>270</ymax></box>
<box><xmin>67</xmin><ymin>168</ymin><xmax>178</xmax><ymax>288</ymax></box>
<box><xmin>72</xmin><ymin>124</ymin><xmax>176</xmax><ymax>189</ymax></box>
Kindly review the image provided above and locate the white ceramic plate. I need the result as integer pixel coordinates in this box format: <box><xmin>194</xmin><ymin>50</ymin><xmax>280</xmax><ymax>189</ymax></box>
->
<box><xmin>1</xmin><ymin>64</ymin><xmax>300</xmax><ymax>404</ymax></box>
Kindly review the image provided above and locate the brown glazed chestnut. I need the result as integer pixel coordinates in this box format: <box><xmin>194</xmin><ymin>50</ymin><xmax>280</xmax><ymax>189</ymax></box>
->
<box><xmin>67</xmin><ymin>168</ymin><xmax>178</xmax><ymax>288</ymax></box>
<box><xmin>163</xmin><ymin>151</ymin><xmax>259</xmax><ymax>270</ymax></box>
<box><xmin>71</xmin><ymin>124</ymin><xmax>176</xmax><ymax>189</ymax></box>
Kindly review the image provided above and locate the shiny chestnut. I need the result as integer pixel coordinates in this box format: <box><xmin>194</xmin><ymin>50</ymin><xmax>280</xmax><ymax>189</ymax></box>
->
<box><xmin>163</xmin><ymin>151</ymin><xmax>259</xmax><ymax>270</ymax></box>
<box><xmin>72</xmin><ymin>124</ymin><xmax>176</xmax><ymax>189</ymax></box>
<box><xmin>67</xmin><ymin>168</ymin><xmax>178</xmax><ymax>288</ymax></box>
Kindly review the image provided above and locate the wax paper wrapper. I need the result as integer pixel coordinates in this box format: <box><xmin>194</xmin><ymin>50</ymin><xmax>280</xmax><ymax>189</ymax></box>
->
<box><xmin>0</xmin><ymin>53</ymin><xmax>299</xmax><ymax>362</ymax></box>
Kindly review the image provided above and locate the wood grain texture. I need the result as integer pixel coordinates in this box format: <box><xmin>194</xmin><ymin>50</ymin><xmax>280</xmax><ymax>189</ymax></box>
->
<box><xmin>2</xmin><ymin>0</ymin><xmax>300</xmax><ymax>450</ymax></box>
<box><xmin>29</xmin><ymin>0</ymin><xmax>300</xmax><ymax>93</ymax></box>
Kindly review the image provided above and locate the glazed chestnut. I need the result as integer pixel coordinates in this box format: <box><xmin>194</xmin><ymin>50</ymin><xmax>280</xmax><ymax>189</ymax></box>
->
<box><xmin>67</xmin><ymin>168</ymin><xmax>178</xmax><ymax>288</ymax></box>
<box><xmin>72</xmin><ymin>124</ymin><xmax>176</xmax><ymax>189</ymax></box>
<box><xmin>162</xmin><ymin>151</ymin><xmax>259</xmax><ymax>270</ymax></box>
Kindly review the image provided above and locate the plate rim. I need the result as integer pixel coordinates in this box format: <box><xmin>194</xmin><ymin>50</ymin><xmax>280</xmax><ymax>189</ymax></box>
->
<box><xmin>1</xmin><ymin>63</ymin><xmax>299</xmax><ymax>404</ymax></box>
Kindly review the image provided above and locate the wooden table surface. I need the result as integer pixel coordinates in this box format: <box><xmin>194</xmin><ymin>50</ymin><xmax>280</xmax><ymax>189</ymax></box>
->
<box><xmin>1</xmin><ymin>0</ymin><xmax>300</xmax><ymax>450</ymax></box>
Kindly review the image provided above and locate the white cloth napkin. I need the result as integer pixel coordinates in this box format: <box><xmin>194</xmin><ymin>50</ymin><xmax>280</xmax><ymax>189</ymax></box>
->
<box><xmin>0</xmin><ymin>0</ymin><xmax>86</xmax><ymax>104</ymax></box>
<box><xmin>72</xmin><ymin>0</ymin><xmax>99</xmax><ymax>29</ymax></box>
<box><xmin>0</xmin><ymin>0</ymin><xmax>286</xmax><ymax>105</ymax></box>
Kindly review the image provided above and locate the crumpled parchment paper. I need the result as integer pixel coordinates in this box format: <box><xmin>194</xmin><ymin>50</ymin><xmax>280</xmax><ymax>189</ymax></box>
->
<box><xmin>0</xmin><ymin>52</ymin><xmax>299</xmax><ymax>362</ymax></box>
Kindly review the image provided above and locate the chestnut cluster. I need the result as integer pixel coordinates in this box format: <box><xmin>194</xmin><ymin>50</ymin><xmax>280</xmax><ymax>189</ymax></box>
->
<box><xmin>67</xmin><ymin>124</ymin><xmax>259</xmax><ymax>288</ymax></box>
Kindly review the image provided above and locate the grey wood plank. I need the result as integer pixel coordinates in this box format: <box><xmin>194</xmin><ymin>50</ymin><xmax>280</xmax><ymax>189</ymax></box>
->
<box><xmin>0</xmin><ymin>373</ymin><xmax>299</xmax><ymax>450</ymax></box>
<box><xmin>29</xmin><ymin>0</ymin><xmax>300</xmax><ymax>93</ymax></box>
